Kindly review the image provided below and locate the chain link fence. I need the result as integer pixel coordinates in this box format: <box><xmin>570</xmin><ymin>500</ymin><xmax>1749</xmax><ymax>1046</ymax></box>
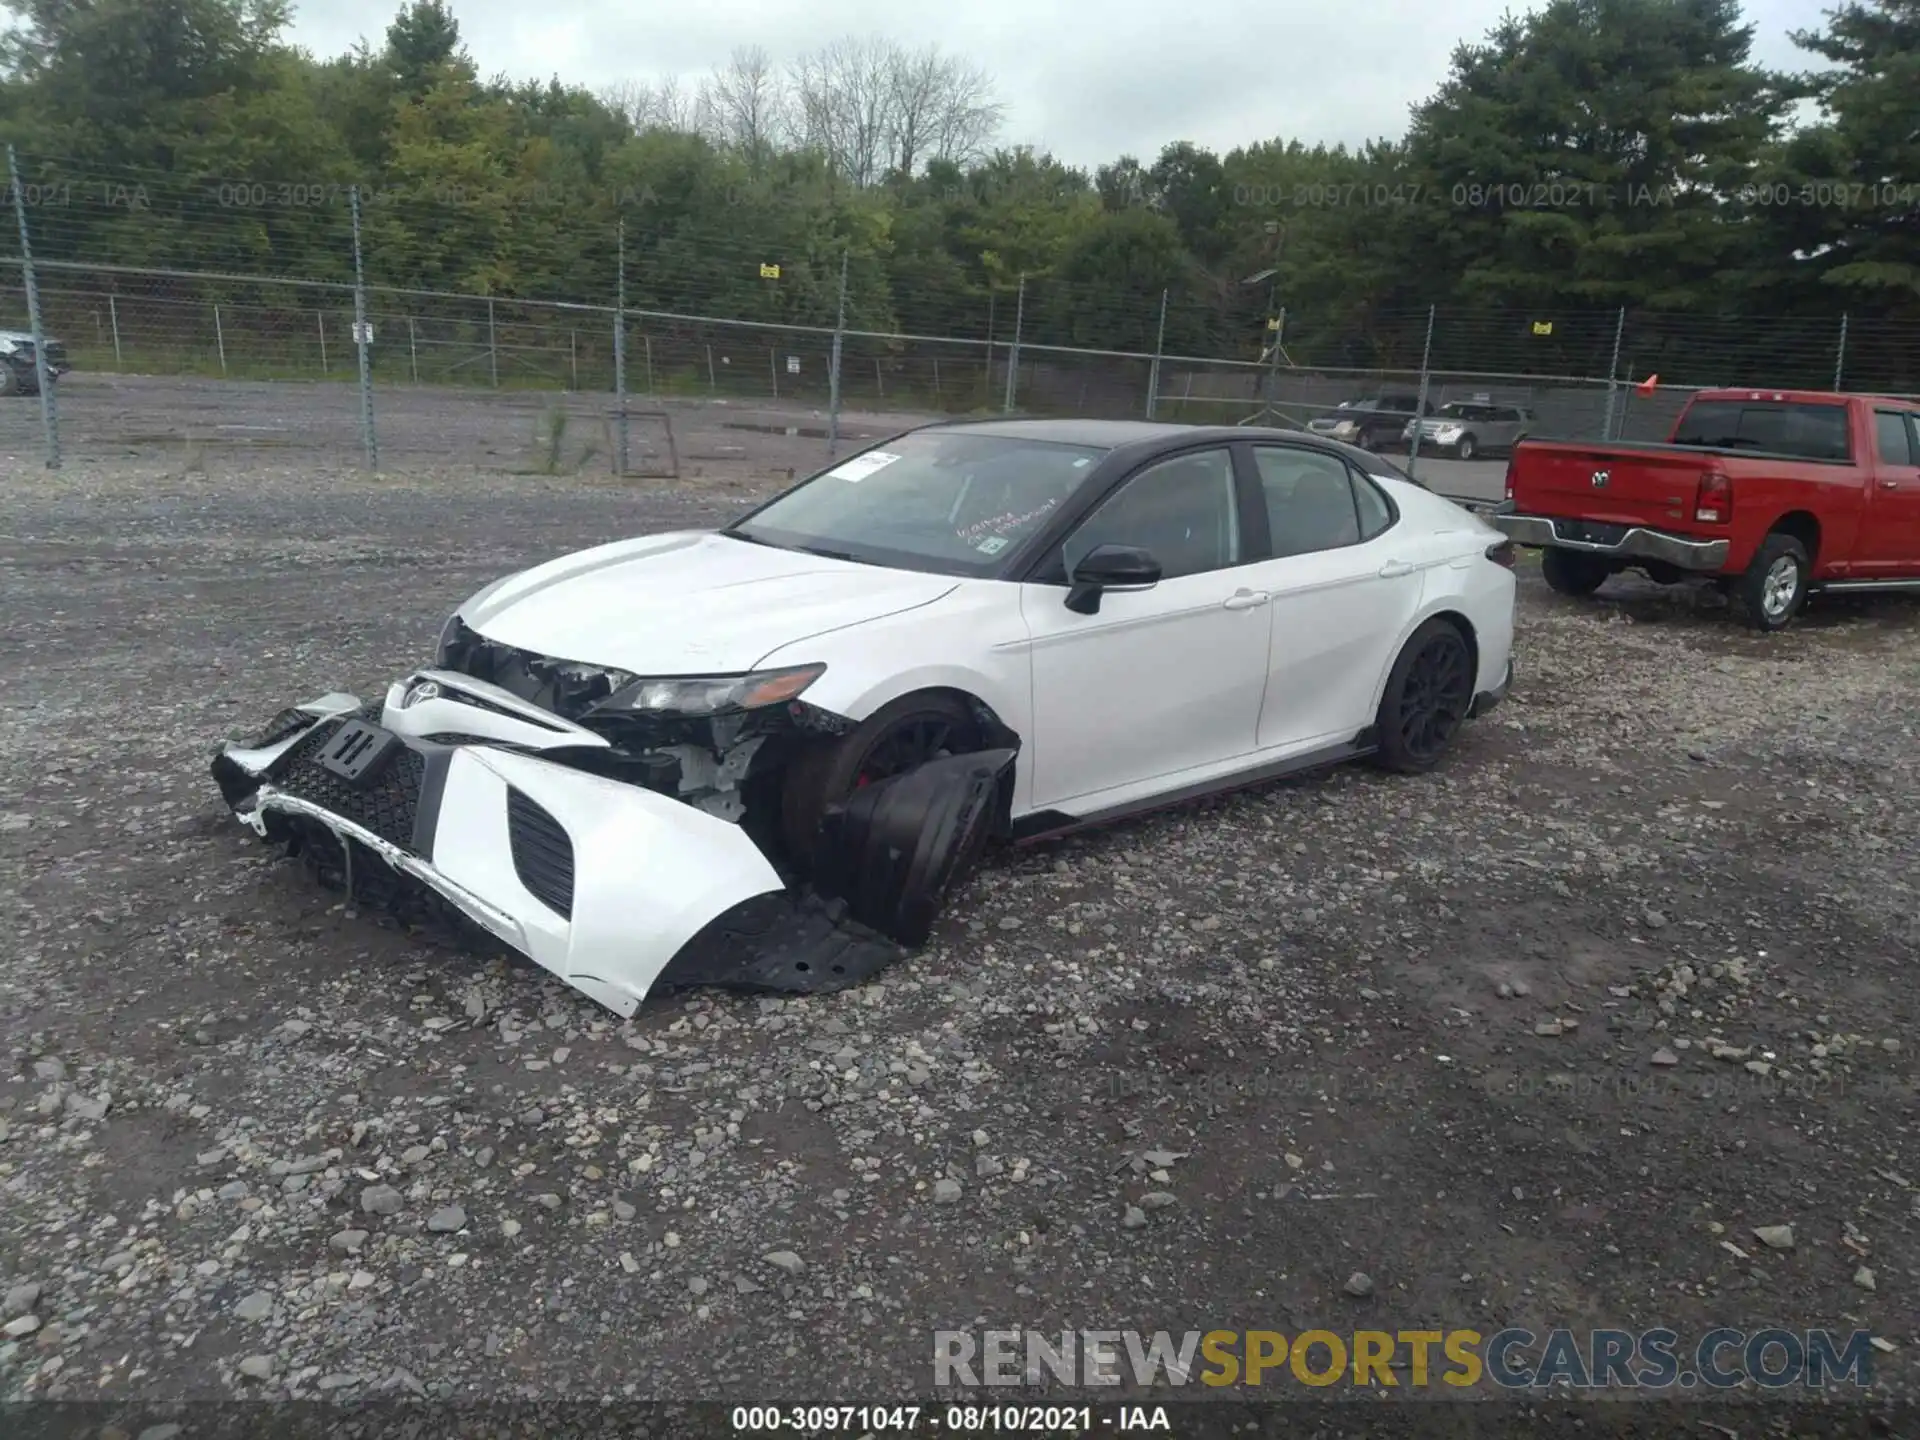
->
<box><xmin>6</xmin><ymin>154</ymin><xmax>1919</xmax><ymax>484</ymax></box>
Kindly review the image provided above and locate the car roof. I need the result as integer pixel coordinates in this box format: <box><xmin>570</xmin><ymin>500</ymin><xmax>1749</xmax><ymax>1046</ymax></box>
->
<box><xmin>890</xmin><ymin>417</ymin><xmax>1419</xmax><ymax>485</ymax></box>
<box><xmin>908</xmin><ymin>418</ymin><xmax>1221</xmax><ymax>447</ymax></box>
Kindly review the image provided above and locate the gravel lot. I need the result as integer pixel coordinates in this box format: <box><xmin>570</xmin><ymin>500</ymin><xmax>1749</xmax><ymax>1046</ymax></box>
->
<box><xmin>0</xmin><ymin>372</ymin><xmax>1513</xmax><ymax>504</ymax></box>
<box><xmin>1</xmin><ymin>422</ymin><xmax>1915</xmax><ymax>1418</ymax></box>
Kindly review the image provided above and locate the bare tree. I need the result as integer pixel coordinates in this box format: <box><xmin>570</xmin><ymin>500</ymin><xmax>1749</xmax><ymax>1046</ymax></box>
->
<box><xmin>600</xmin><ymin>75</ymin><xmax>707</xmax><ymax>134</ymax></box>
<box><xmin>697</xmin><ymin>45</ymin><xmax>789</xmax><ymax>166</ymax></box>
<box><xmin>789</xmin><ymin>37</ymin><xmax>896</xmax><ymax>186</ymax></box>
<box><xmin>886</xmin><ymin>45</ymin><xmax>1003</xmax><ymax>177</ymax></box>
<box><xmin>604</xmin><ymin>38</ymin><xmax>1003</xmax><ymax>179</ymax></box>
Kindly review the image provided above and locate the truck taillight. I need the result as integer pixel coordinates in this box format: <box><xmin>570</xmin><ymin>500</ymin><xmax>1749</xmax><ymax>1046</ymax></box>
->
<box><xmin>1503</xmin><ymin>454</ymin><xmax>1516</xmax><ymax>503</ymax></box>
<box><xmin>1695</xmin><ymin>469</ymin><xmax>1731</xmax><ymax>523</ymax></box>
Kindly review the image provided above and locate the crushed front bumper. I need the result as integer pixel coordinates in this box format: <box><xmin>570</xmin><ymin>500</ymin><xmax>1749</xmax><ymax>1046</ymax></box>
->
<box><xmin>1490</xmin><ymin>509</ymin><xmax>1729</xmax><ymax>571</ymax></box>
<box><xmin>210</xmin><ymin>675</ymin><xmax>1014</xmax><ymax>1016</ymax></box>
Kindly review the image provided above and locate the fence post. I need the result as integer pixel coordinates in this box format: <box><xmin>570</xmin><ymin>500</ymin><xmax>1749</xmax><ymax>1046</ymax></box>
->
<box><xmin>1834</xmin><ymin>313</ymin><xmax>1849</xmax><ymax>391</ymax></box>
<box><xmin>770</xmin><ymin>346</ymin><xmax>779</xmax><ymax>400</ymax></box>
<box><xmin>1601</xmin><ymin>306</ymin><xmax>1626</xmax><ymax>440</ymax></box>
<box><xmin>487</xmin><ymin>298</ymin><xmax>498</xmax><ymax>387</ymax></box>
<box><xmin>706</xmin><ymin>344</ymin><xmax>716</xmax><ymax>393</ymax></box>
<box><xmin>1264</xmin><ymin>307</ymin><xmax>1284</xmax><ymax>422</ymax></box>
<box><xmin>875</xmin><ymin>357</ymin><xmax>883</xmax><ymax>400</ymax></box>
<box><xmin>1405</xmin><ymin>305</ymin><xmax>1437</xmax><ymax>480</ymax></box>
<box><xmin>318</xmin><ymin>312</ymin><xmax>328</xmax><ymax>372</ymax></box>
<box><xmin>350</xmin><ymin>184</ymin><xmax>377</xmax><ymax>472</ymax></box>
<box><xmin>643</xmin><ymin>334</ymin><xmax>653</xmax><ymax>395</ymax></box>
<box><xmin>408</xmin><ymin>316</ymin><xmax>418</xmax><ymax>383</ymax></box>
<box><xmin>828</xmin><ymin>250</ymin><xmax>849</xmax><ymax>457</ymax></box>
<box><xmin>214</xmin><ymin>303</ymin><xmax>227</xmax><ymax>377</ymax></box>
<box><xmin>1003</xmin><ymin>274</ymin><xmax>1025</xmax><ymax>413</ymax></box>
<box><xmin>613</xmin><ymin>217</ymin><xmax>629</xmax><ymax>476</ymax></box>
<box><xmin>1146</xmin><ymin>288</ymin><xmax>1168</xmax><ymax>419</ymax></box>
<box><xmin>109</xmin><ymin>293</ymin><xmax>122</xmax><ymax>368</ymax></box>
<box><xmin>570</xmin><ymin>330</ymin><xmax>578</xmax><ymax>390</ymax></box>
<box><xmin>8</xmin><ymin>144</ymin><xmax>60</xmax><ymax>469</ymax></box>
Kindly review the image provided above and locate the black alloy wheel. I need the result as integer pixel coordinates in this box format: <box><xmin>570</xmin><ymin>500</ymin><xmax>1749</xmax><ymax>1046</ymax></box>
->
<box><xmin>1396</xmin><ymin>627</ymin><xmax>1473</xmax><ymax>764</ymax></box>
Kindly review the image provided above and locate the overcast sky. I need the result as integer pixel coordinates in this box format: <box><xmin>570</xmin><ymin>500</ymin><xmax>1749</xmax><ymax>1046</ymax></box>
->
<box><xmin>286</xmin><ymin>0</ymin><xmax>1832</xmax><ymax>169</ymax></box>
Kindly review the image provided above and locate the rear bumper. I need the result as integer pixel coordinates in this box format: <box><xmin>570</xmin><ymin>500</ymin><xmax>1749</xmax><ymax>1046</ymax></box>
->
<box><xmin>1489</xmin><ymin>509</ymin><xmax>1729</xmax><ymax>572</ymax></box>
<box><xmin>1469</xmin><ymin>657</ymin><xmax>1512</xmax><ymax>718</ymax></box>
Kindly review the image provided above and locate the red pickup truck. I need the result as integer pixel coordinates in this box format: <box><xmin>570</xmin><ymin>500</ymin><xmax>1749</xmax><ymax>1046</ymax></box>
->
<box><xmin>1490</xmin><ymin>388</ymin><xmax>1920</xmax><ymax>630</ymax></box>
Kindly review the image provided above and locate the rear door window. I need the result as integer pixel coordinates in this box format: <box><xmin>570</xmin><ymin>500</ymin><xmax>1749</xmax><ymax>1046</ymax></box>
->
<box><xmin>1673</xmin><ymin>401</ymin><xmax>1852</xmax><ymax>461</ymax></box>
<box><xmin>1875</xmin><ymin>411</ymin><xmax>1913</xmax><ymax>466</ymax></box>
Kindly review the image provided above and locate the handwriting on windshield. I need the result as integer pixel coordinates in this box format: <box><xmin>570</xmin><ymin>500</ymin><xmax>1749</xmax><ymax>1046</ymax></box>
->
<box><xmin>957</xmin><ymin>497</ymin><xmax>1060</xmax><ymax>543</ymax></box>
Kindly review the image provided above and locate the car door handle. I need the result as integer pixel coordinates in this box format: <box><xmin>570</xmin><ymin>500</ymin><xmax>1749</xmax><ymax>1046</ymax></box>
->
<box><xmin>1379</xmin><ymin>559</ymin><xmax>1416</xmax><ymax>577</ymax></box>
<box><xmin>1882</xmin><ymin>479</ymin><xmax>1899</xmax><ymax>489</ymax></box>
<box><xmin>1223</xmin><ymin>589</ymin><xmax>1270</xmax><ymax>610</ymax></box>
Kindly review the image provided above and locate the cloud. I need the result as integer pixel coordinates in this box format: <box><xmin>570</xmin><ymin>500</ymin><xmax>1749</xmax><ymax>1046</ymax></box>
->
<box><xmin>287</xmin><ymin>0</ymin><xmax>1831</xmax><ymax>170</ymax></box>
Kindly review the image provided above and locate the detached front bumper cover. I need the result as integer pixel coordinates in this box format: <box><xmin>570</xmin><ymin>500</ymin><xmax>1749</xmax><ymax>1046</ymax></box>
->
<box><xmin>1490</xmin><ymin>509</ymin><xmax>1729</xmax><ymax>571</ymax></box>
<box><xmin>210</xmin><ymin>685</ymin><xmax>1015</xmax><ymax>1016</ymax></box>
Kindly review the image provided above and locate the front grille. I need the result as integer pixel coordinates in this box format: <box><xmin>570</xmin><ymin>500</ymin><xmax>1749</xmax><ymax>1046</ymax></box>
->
<box><xmin>506</xmin><ymin>787</ymin><xmax>574</xmax><ymax>918</ymax></box>
<box><xmin>274</xmin><ymin>719</ymin><xmax>425</xmax><ymax>851</ymax></box>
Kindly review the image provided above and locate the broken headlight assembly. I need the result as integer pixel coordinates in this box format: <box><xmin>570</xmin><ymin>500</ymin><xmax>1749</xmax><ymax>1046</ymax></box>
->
<box><xmin>589</xmin><ymin>663</ymin><xmax>826</xmax><ymax>717</ymax></box>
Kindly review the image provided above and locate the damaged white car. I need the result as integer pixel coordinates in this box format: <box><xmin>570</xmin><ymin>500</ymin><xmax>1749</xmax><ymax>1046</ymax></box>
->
<box><xmin>212</xmin><ymin>419</ymin><xmax>1516</xmax><ymax>1015</ymax></box>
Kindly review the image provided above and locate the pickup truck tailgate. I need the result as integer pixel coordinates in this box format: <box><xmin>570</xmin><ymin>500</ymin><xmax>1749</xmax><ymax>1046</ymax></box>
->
<box><xmin>1511</xmin><ymin>442</ymin><xmax>1707</xmax><ymax>529</ymax></box>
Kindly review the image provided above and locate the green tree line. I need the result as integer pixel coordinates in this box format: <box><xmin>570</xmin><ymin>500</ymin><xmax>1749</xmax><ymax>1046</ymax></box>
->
<box><xmin>1</xmin><ymin>0</ymin><xmax>1916</xmax><ymax>381</ymax></box>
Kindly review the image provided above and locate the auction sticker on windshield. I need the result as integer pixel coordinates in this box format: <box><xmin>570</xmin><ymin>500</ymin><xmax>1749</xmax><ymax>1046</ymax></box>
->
<box><xmin>826</xmin><ymin>451</ymin><xmax>902</xmax><ymax>482</ymax></box>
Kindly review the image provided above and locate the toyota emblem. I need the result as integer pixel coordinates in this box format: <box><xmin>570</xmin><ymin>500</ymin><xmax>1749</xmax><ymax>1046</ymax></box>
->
<box><xmin>1591</xmin><ymin>470</ymin><xmax>1610</xmax><ymax>487</ymax></box>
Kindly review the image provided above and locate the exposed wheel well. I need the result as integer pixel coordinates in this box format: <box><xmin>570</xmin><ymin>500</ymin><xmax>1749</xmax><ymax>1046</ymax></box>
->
<box><xmin>1769</xmin><ymin>510</ymin><xmax>1821</xmax><ymax>568</ymax></box>
<box><xmin>860</xmin><ymin>685</ymin><xmax>1021</xmax><ymax>751</ymax></box>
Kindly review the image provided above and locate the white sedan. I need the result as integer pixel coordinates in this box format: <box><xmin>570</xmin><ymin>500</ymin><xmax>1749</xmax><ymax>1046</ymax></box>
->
<box><xmin>211</xmin><ymin>419</ymin><xmax>1516</xmax><ymax>1015</ymax></box>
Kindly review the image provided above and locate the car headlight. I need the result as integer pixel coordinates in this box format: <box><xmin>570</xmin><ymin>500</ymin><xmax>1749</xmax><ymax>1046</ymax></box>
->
<box><xmin>592</xmin><ymin>663</ymin><xmax>826</xmax><ymax>716</ymax></box>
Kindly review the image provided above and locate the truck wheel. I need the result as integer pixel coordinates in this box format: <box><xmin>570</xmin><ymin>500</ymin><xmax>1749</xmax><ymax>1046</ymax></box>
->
<box><xmin>1540</xmin><ymin>548</ymin><xmax>1611</xmax><ymax>597</ymax></box>
<box><xmin>1735</xmin><ymin>533</ymin><xmax>1809</xmax><ymax>632</ymax></box>
<box><xmin>1452</xmin><ymin>434</ymin><xmax>1476</xmax><ymax>461</ymax></box>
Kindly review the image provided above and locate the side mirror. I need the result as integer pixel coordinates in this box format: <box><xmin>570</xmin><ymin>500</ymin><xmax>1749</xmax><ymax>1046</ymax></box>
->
<box><xmin>1064</xmin><ymin>544</ymin><xmax>1162</xmax><ymax>615</ymax></box>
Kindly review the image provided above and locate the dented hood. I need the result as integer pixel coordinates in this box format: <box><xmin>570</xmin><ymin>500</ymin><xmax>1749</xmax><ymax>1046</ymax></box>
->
<box><xmin>460</xmin><ymin>530</ymin><xmax>957</xmax><ymax>674</ymax></box>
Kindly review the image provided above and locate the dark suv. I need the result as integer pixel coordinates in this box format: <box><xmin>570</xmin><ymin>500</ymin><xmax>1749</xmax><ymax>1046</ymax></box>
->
<box><xmin>1307</xmin><ymin>391</ymin><xmax>1430</xmax><ymax>450</ymax></box>
<box><xmin>0</xmin><ymin>328</ymin><xmax>70</xmax><ymax>397</ymax></box>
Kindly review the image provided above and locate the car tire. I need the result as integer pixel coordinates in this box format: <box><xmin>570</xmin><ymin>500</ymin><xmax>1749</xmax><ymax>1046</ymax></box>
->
<box><xmin>1540</xmin><ymin>548</ymin><xmax>1611</xmax><ymax>597</ymax></box>
<box><xmin>1372</xmin><ymin>618</ymin><xmax>1475</xmax><ymax>775</ymax></box>
<box><xmin>780</xmin><ymin>691</ymin><xmax>981</xmax><ymax>870</ymax></box>
<box><xmin>1453</xmin><ymin>434</ymin><xmax>1476</xmax><ymax>461</ymax></box>
<box><xmin>1734</xmin><ymin>532</ymin><xmax>1810</xmax><ymax>632</ymax></box>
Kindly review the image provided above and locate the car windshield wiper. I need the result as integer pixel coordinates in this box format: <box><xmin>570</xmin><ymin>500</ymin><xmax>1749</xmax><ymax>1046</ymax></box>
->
<box><xmin>787</xmin><ymin>543</ymin><xmax>863</xmax><ymax>562</ymax></box>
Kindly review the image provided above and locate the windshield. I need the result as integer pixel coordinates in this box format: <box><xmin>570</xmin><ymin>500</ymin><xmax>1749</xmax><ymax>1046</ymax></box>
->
<box><xmin>726</xmin><ymin>430</ymin><xmax>1110</xmax><ymax>575</ymax></box>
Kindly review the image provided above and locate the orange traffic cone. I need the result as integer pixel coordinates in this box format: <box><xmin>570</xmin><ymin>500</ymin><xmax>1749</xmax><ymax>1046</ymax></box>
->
<box><xmin>1635</xmin><ymin>373</ymin><xmax>1659</xmax><ymax>396</ymax></box>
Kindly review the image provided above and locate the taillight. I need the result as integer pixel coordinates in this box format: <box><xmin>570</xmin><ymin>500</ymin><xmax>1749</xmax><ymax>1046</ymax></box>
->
<box><xmin>1503</xmin><ymin>454</ymin><xmax>1517</xmax><ymax>503</ymax></box>
<box><xmin>1486</xmin><ymin>539</ymin><xmax>1516</xmax><ymax>568</ymax></box>
<box><xmin>1694</xmin><ymin>468</ymin><xmax>1731</xmax><ymax>524</ymax></box>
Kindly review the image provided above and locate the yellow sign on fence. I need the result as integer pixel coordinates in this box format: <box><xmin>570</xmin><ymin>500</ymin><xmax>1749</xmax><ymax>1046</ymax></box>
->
<box><xmin>1531</xmin><ymin>320</ymin><xmax>1553</xmax><ymax>335</ymax></box>
<box><xmin>759</xmin><ymin>262</ymin><xmax>780</xmax><ymax>279</ymax></box>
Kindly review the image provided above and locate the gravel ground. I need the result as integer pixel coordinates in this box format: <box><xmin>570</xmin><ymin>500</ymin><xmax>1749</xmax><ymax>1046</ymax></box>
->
<box><xmin>0</xmin><ymin>372</ymin><xmax>1512</xmax><ymax>503</ymax></box>
<box><xmin>0</xmin><ymin>447</ymin><xmax>1915</xmax><ymax>1418</ymax></box>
